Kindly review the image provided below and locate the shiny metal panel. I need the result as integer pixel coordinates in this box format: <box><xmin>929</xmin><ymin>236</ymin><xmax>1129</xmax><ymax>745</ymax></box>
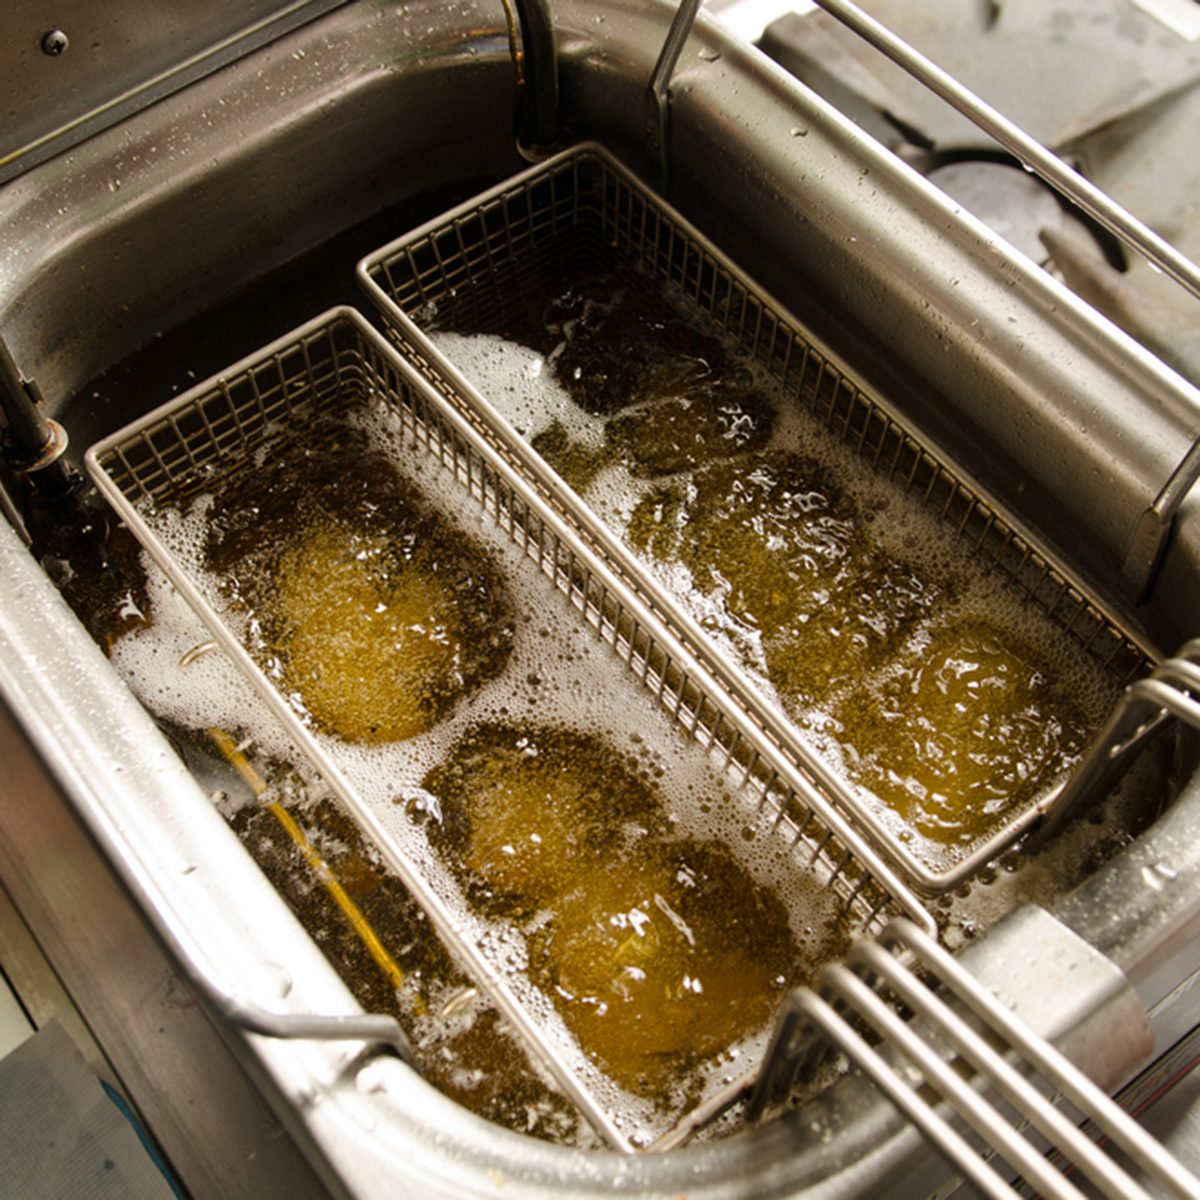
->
<box><xmin>0</xmin><ymin>524</ymin><xmax>342</xmax><ymax>1198</ymax></box>
<box><xmin>0</xmin><ymin>0</ymin><xmax>349</xmax><ymax>182</ymax></box>
<box><xmin>2</xmin><ymin>0</ymin><xmax>1200</xmax><ymax>1195</ymax></box>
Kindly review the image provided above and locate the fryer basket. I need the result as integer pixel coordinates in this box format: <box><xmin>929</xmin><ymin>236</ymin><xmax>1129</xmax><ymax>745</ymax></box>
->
<box><xmin>357</xmin><ymin>142</ymin><xmax>1154</xmax><ymax>892</ymax></box>
<box><xmin>85</xmin><ymin>306</ymin><xmax>929</xmax><ymax>1151</ymax></box>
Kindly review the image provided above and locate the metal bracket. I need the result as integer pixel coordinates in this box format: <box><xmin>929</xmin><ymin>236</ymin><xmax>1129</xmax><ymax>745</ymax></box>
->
<box><xmin>749</xmin><ymin>917</ymin><xmax>1200</xmax><ymax>1199</ymax></box>
<box><xmin>645</xmin><ymin>0</ymin><xmax>702</xmax><ymax>194</ymax></box>
<box><xmin>509</xmin><ymin>0</ymin><xmax>560</xmax><ymax>155</ymax></box>
<box><xmin>1026</xmin><ymin>638</ymin><xmax>1200</xmax><ymax>851</ymax></box>
<box><xmin>1122</xmin><ymin>435</ymin><xmax>1200</xmax><ymax>603</ymax></box>
<box><xmin>0</xmin><ymin>336</ymin><xmax>75</xmax><ymax>498</ymax></box>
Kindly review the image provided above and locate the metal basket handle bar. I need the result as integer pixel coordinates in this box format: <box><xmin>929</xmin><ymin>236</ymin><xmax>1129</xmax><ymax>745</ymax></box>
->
<box><xmin>207</xmin><ymin>991</ymin><xmax>417</xmax><ymax>1065</ymax></box>
<box><xmin>800</xmin><ymin>0</ymin><xmax>1200</xmax><ymax>603</ymax></box>
<box><xmin>645</xmin><ymin>0</ymin><xmax>702</xmax><ymax>192</ymax></box>
<box><xmin>1027</xmin><ymin>639</ymin><xmax>1200</xmax><ymax>850</ymax></box>
<box><xmin>750</xmin><ymin>917</ymin><xmax>1200</xmax><ymax>1199</ymax></box>
<box><xmin>1124</xmin><ymin>435</ymin><xmax>1200</xmax><ymax>603</ymax></box>
<box><xmin>643</xmin><ymin>0</ymin><xmax>1200</xmax><ymax>299</ymax></box>
<box><xmin>805</xmin><ymin>0</ymin><xmax>1200</xmax><ymax>303</ymax></box>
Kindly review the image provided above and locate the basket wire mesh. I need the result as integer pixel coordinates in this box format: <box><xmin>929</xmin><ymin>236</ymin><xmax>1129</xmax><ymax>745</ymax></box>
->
<box><xmin>357</xmin><ymin>142</ymin><xmax>1154</xmax><ymax>893</ymax></box>
<box><xmin>86</xmin><ymin>306</ymin><xmax>930</xmax><ymax>1151</ymax></box>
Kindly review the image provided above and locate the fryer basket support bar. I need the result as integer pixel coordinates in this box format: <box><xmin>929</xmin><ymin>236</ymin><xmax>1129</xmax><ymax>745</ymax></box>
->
<box><xmin>801</xmin><ymin>0</ymin><xmax>1200</xmax><ymax>604</ymax></box>
<box><xmin>749</xmin><ymin>915</ymin><xmax>1200</xmax><ymax>1199</ymax></box>
<box><xmin>645</xmin><ymin>0</ymin><xmax>702</xmax><ymax>193</ymax></box>
<box><xmin>1027</xmin><ymin>638</ymin><xmax>1200</xmax><ymax>849</ymax></box>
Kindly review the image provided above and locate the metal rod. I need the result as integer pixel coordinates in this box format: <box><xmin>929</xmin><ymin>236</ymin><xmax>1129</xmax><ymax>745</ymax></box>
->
<box><xmin>511</xmin><ymin>0</ymin><xmax>560</xmax><ymax>151</ymax></box>
<box><xmin>883</xmin><ymin>920</ymin><xmax>1200</xmax><ymax>1199</ymax></box>
<box><xmin>1123</xmin><ymin>433</ymin><xmax>1200</xmax><ymax>603</ymax></box>
<box><xmin>1029</xmin><ymin>643</ymin><xmax>1200</xmax><ymax>848</ymax></box>
<box><xmin>852</xmin><ymin>941</ymin><xmax>1149</xmax><ymax>1200</ymax></box>
<box><xmin>0</xmin><ymin>336</ymin><xmax>76</xmax><ymax>498</ymax></box>
<box><xmin>213</xmin><ymin>994</ymin><xmax>417</xmax><ymax>1064</ymax></box>
<box><xmin>824</xmin><ymin>962</ymin><xmax>1094</xmax><ymax>1200</ymax></box>
<box><xmin>645</xmin><ymin>0</ymin><xmax>703</xmax><ymax>192</ymax></box>
<box><xmin>785</xmin><ymin>987</ymin><xmax>1019</xmax><ymax>1200</ymax></box>
<box><xmin>807</xmin><ymin>0</ymin><xmax>1200</xmax><ymax>304</ymax></box>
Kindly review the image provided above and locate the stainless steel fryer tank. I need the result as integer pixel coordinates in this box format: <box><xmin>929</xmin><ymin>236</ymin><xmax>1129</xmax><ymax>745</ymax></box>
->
<box><xmin>3</xmin><ymin>1</ymin><xmax>1200</xmax><ymax>1196</ymax></box>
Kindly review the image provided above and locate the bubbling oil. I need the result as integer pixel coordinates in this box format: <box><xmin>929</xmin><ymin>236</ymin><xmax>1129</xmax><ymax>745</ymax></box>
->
<box><xmin>423</xmin><ymin>723</ymin><xmax>811</xmax><ymax>1099</ymax></box>
<box><xmin>198</xmin><ymin>415</ymin><xmax>514</xmax><ymax>744</ymax></box>
<box><xmin>423</xmin><ymin>722</ymin><xmax>670</xmax><ymax>913</ymax></box>
<box><xmin>528</xmin><ymin>840</ymin><xmax>811</xmax><ymax>1099</ymax></box>
<box><xmin>114</xmin><ymin>389</ymin><xmax>857</xmax><ymax>1145</ymax></box>
<box><xmin>431</xmin><ymin>267</ymin><xmax>1122</xmax><ymax>867</ymax></box>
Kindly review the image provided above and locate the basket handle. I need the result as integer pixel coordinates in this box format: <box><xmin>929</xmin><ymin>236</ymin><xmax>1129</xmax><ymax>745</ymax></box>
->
<box><xmin>804</xmin><ymin>0</ymin><xmax>1200</xmax><ymax>302</ymax></box>
<box><xmin>645</xmin><ymin>0</ymin><xmax>703</xmax><ymax>193</ymax></box>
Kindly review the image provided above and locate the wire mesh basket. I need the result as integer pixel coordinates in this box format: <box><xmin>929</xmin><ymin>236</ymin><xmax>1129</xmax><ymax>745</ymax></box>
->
<box><xmin>357</xmin><ymin>142</ymin><xmax>1154</xmax><ymax>893</ymax></box>
<box><xmin>85</xmin><ymin>306</ymin><xmax>929</xmax><ymax>1151</ymax></box>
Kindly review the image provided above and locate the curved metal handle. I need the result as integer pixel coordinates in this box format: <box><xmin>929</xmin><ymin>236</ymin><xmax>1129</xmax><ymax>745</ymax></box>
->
<box><xmin>509</xmin><ymin>0</ymin><xmax>560</xmax><ymax>152</ymax></box>
<box><xmin>645</xmin><ymin>0</ymin><xmax>703</xmax><ymax>192</ymax></box>
<box><xmin>205</xmin><ymin>986</ymin><xmax>417</xmax><ymax>1066</ymax></box>
<box><xmin>806</xmin><ymin>0</ymin><xmax>1200</xmax><ymax>303</ymax></box>
<box><xmin>751</xmin><ymin>917</ymin><xmax>1200</xmax><ymax>1199</ymax></box>
<box><xmin>1028</xmin><ymin>638</ymin><xmax>1200</xmax><ymax>850</ymax></box>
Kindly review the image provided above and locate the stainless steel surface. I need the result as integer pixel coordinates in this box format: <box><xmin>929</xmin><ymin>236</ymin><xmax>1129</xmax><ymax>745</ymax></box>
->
<box><xmin>358</xmin><ymin>141</ymin><xmax>1152</xmax><ymax>892</ymax></box>
<box><xmin>1</xmin><ymin>0</ymin><xmax>1200</xmax><ymax>1195</ymax></box>
<box><xmin>0</xmin><ymin>0</ymin><xmax>350</xmax><ymax>184</ymax></box>
<box><xmin>0</xmin><ymin>527</ymin><xmax>347</xmax><ymax>1199</ymax></box>
<box><xmin>751</xmin><ymin>917</ymin><xmax>1200</xmax><ymax>1199</ymax></box>
<box><xmin>759</xmin><ymin>0</ymin><xmax>1200</xmax><ymax>393</ymax></box>
<box><xmin>87</xmin><ymin>304</ymin><xmax>926</xmax><ymax>1151</ymax></box>
<box><xmin>644</xmin><ymin>0</ymin><xmax>703</xmax><ymax>192</ymax></box>
<box><xmin>1125</xmin><ymin>436</ymin><xmax>1200</xmax><ymax>603</ymax></box>
<box><xmin>805</xmin><ymin>0</ymin><xmax>1200</xmax><ymax>307</ymax></box>
<box><xmin>786</xmin><ymin>0</ymin><xmax>1200</xmax><ymax>605</ymax></box>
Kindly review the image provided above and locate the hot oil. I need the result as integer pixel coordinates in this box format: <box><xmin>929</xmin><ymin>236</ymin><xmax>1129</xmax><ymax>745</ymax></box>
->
<box><xmin>430</xmin><ymin>266</ymin><xmax>1123</xmax><ymax>868</ymax></box>
<box><xmin>207</xmin><ymin>732</ymin><xmax>599</xmax><ymax>1146</ymax></box>
<box><xmin>420</xmin><ymin>723</ymin><xmax>823</xmax><ymax>1102</ymax></box>
<box><xmin>109</xmin><ymin>390</ymin><xmax>857</xmax><ymax>1146</ymax></box>
<box><xmin>197</xmin><ymin>414</ymin><xmax>515</xmax><ymax>744</ymax></box>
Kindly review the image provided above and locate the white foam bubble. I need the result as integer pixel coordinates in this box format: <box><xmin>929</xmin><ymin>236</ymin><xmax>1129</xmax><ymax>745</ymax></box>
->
<box><xmin>430</xmin><ymin>316</ymin><xmax>1125</xmax><ymax>868</ymax></box>
<box><xmin>108</xmin><ymin>391</ymin><xmax>851</xmax><ymax>1144</ymax></box>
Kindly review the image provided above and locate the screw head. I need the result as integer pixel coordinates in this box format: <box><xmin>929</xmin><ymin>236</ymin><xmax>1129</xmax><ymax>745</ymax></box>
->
<box><xmin>41</xmin><ymin>29</ymin><xmax>69</xmax><ymax>56</ymax></box>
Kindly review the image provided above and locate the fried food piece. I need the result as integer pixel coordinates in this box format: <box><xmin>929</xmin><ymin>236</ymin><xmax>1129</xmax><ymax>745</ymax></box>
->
<box><xmin>203</xmin><ymin>416</ymin><xmax>514</xmax><ymax>745</ymax></box>
<box><xmin>423</xmin><ymin>724</ymin><xmax>666</xmax><ymax>911</ymax></box>
<box><xmin>835</xmin><ymin>619</ymin><xmax>1088</xmax><ymax>847</ymax></box>
<box><xmin>275</xmin><ymin>524</ymin><xmax>470</xmax><ymax>743</ymax></box>
<box><xmin>529</xmin><ymin>841</ymin><xmax>798</xmax><ymax>1097</ymax></box>
<box><xmin>765</xmin><ymin>550</ymin><xmax>940</xmax><ymax>708</ymax></box>
<box><xmin>634</xmin><ymin>452</ymin><xmax>856</xmax><ymax>627</ymax></box>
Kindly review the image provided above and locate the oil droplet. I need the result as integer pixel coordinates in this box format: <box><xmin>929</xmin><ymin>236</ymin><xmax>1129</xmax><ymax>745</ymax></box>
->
<box><xmin>1142</xmin><ymin>862</ymin><xmax>1178</xmax><ymax>891</ymax></box>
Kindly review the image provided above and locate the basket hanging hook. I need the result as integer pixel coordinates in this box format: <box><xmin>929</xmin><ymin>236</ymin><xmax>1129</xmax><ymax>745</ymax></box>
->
<box><xmin>645</xmin><ymin>0</ymin><xmax>702</xmax><ymax>194</ymax></box>
<box><xmin>507</xmin><ymin>0</ymin><xmax>560</xmax><ymax>155</ymax></box>
<box><xmin>0</xmin><ymin>335</ymin><xmax>76</xmax><ymax>499</ymax></box>
<box><xmin>1122</xmin><ymin>433</ymin><xmax>1200</xmax><ymax>604</ymax></box>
